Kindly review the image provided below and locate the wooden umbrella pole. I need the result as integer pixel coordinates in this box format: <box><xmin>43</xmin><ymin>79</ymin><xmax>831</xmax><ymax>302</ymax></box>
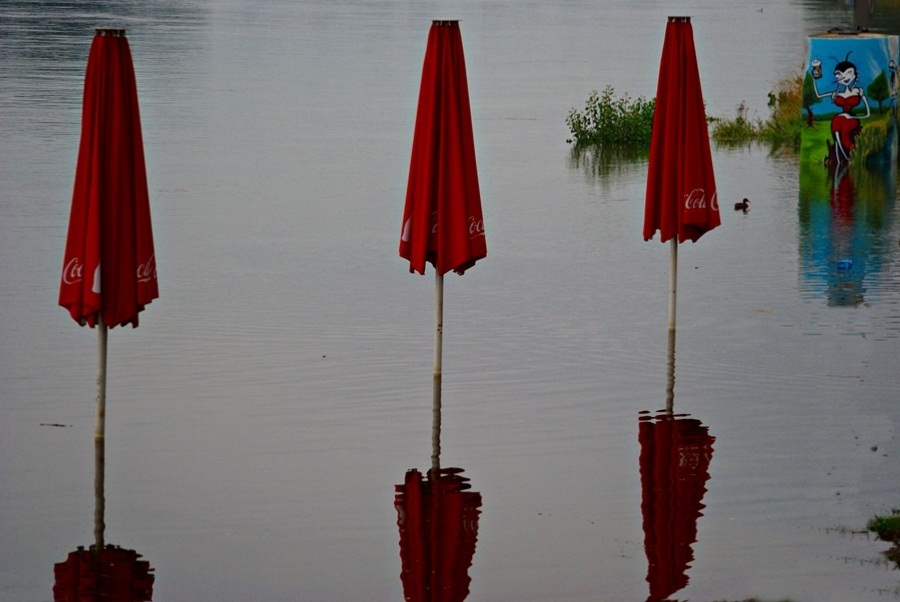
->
<box><xmin>668</xmin><ymin>239</ymin><xmax>677</xmax><ymax>333</ymax></box>
<box><xmin>94</xmin><ymin>315</ymin><xmax>107</xmax><ymax>553</ymax></box>
<box><xmin>432</xmin><ymin>271</ymin><xmax>444</xmax><ymax>472</ymax></box>
<box><xmin>666</xmin><ymin>239</ymin><xmax>677</xmax><ymax>414</ymax></box>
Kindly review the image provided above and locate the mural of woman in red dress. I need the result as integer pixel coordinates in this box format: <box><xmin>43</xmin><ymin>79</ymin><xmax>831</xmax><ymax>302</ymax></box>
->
<box><xmin>811</xmin><ymin>52</ymin><xmax>871</xmax><ymax>166</ymax></box>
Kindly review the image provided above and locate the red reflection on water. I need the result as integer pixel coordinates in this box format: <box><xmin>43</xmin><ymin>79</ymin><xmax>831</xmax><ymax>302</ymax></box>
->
<box><xmin>639</xmin><ymin>412</ymin><xmax>714</xmax><ymax>602</ymax></box>
<box><xmin>395</xmin><ymin>467</ymin><xmax>482</xmax><ymax>602</ymax></box>
<box><xmin>53</xmin><ymin>545</ymin><xmax>154</xmax><ymax>601</ymax></box>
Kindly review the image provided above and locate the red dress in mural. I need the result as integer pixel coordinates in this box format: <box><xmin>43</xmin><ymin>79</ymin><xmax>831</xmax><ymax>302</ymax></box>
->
<box><xmin>831</xmin><ymin>94</ymin><xmax>863</xmax><ymax>156</ymax></box>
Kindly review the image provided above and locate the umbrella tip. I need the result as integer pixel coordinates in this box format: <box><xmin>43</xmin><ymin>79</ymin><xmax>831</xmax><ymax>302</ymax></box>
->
<box><xmin>94</xmin><ymin>27</ymin><xmax>126</xmax><ymax>37</ymax></box>
<box><xmin>668</xmin><ymin>16</ymin><xmax>691</xmax><ymax>23</ymax></box>
<box><xmin>432</xmin><ymin>19</ymin><xmax>460</xmax><ymax>27</ymax></box>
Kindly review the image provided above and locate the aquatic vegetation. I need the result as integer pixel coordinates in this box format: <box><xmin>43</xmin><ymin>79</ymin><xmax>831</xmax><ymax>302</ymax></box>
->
<box><xmin>710</xmin><ymin>75</ymin><xmax>803</xmax><ymax>150</ymax></box>
<box><xmin>565</xmin><ymin>85</ymin><xmax>655</xmax><ymax>149</ymax></box>
<box><xmin>708</xmin><ymin>112</ymin><xmax>762</xmax><ymax>146</ymax></box>
<box><xmin>867</xmin><ymin>508</ymin><xmax>900</xmax><ymax>568</ymax></box>
<box><xmin>759</xmin><ymin>75</ymin><xmax>803</xmax><ymax>150</ymax></box>
<box><xmin>565</xmin><ymin>79</ymin><xmax>802</xmax><ymax>153</ymax></box>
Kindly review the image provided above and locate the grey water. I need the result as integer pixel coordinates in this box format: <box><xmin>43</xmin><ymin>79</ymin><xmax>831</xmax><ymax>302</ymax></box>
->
<box><xmin>1</xmin><ymin>1</ymin><xmax>899</xmax><ymax>600</ymax></box>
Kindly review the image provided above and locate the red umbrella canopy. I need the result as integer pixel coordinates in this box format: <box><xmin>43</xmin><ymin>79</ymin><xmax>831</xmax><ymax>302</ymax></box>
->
<box><xmin>395</xmin><ymin>468</ymin><xmax>482</xmax><ymax>601</ymax></box>
<box><xmin>400</xmin><ymin>20</ymin><xmax>487</xmax><ymax>276</ymax></box>
<box><xmin>53</xmin><ymin>545</ymin><xmax>155</xmax><ymax>601</ymax></box>
<box><xmin>644</xmin><ymin>17</ymin><xmax>720</xmax><ymax>244</ymax></box>
<box><xmin>638</xmin><ymin>412</ymin><xmax>715</xmax><ymax>602</ymax></box>
<box><xmin>59</xmin><ymin>29</ymin><xmax>158</xmax><ymax>328</ymax></box>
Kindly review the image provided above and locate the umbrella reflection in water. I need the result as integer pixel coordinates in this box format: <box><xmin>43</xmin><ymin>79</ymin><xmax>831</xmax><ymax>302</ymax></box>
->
<box><xmin>638</xmin><ymin>408</ymin><xmax>714</xmax><ymax>602</ymax></box>
<box><xmin>395</xmin><ymin>466</ymin><xmax>482</xmax><ymax>602</ymax></box>
<box><xmin>639</xmin><ymin>331</ymin><xmax>714</xmax><ymax>602</ymax></box>
<box><xmin>53</xmin><ymin>546</ymin><xmax>154</xmax><ymax>602</ymax></box>
<box><xmin>395</xmin><ymin>342</ymin><xmax>482</xmax><ymax>601</ymax></box>
<box><xmin>52</xmin><ymin>385</ymin><xmax>154</xmax><ymax>601</ymax></box>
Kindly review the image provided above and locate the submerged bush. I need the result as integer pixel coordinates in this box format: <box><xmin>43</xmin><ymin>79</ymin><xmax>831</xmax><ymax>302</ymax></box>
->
<box><xmin>867</xmin><ymin>508</ymin><xmax>900</xmax><ymax>569</ymax></box>
<box><xmin>567</xmin><ymin>77</ymin><xmax>805</xmax><ymax>153</ymax></box>
<box><xmin>759</xmin><ymin>75</ymin><xmax>803</xmax><ymax>150</ymax></box>
<box><xmin>867</xmin><ymin>509</ymin><xmax>900</xmax><ymax>543</ymax></box>
<box><xmin>709</xmin><ymin>75</ymin><xmax>802</xmax><ymax>150</ymax></box>
<box><xmin>566</xmin><ymin>86</ymin><xmax>655</xmax><ymax>148</ymax></box>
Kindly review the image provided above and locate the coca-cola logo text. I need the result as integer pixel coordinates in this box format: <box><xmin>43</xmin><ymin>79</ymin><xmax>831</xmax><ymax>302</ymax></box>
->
<box><xmin>683</xmin><ymin>188</ymin><xmax>719</xmax><ymax>212</ymax></box>
<box><xmin>62</xmin><ymin>257</ymin><xmax>84</xmax><ymax>285</ymax></box>
<box><xmin>468</xmin><ymin>215</ymin><xmax>485</xmax><ymax>238</ymax></box>
<box><xmin>137</xmin><ymin>254</ymin><xmax>157</xmax><ymax>283</ymax></box>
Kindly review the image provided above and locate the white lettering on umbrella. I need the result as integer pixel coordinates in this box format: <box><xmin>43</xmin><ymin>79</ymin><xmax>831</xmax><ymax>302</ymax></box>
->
<box><xmin>468</xmin><ymin>215</ymin><xmax>485</xmax><ymax>238</ymax></box>
<box><xmin>137</xmin><ymin>254</ymin><xmax>157</xmax><ymax>282</ymax></box>
<box><xmin>710</xmin><ymin>190</ymin><xmax>719</xmax><ymax>211</ymax></box>
<box><xmin>62</xmin><ymin>257</ymin><xmax>84</xmax><ymax>284</ymax></box>
<box><xmin>401</xmin><ymin>218</ymin><xmax>412</xmax><ymax>242</ymax></box>
<box><xmin>92</xmin><ymin>263</ymin><xmax>101</xmax><ymax>294</ymax></box>
<box><xmin>684</xmin><ymin>188</ymin><xmax>708</xmax><ymax>209</ymax></box>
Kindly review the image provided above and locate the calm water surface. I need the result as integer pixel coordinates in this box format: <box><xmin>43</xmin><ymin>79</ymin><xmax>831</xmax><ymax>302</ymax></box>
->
<box><xmin>1</xmin><ymin>1</ymin><xmax>899</xmax><ymax>601</ymax></box>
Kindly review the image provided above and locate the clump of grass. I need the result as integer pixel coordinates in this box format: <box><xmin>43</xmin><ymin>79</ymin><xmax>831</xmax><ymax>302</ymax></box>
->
<box><xmin>868</xmin><ymin>509</ymin><xmax>900</xmax><ymax>542</ymax></box>
<box><xmin>758</xmin><ymin>75</ymin><xmax>803</xmax><ymax>150</ymax></box>
<box><xmin>708</xmin><ymin>101</ymin><xmax>762</xmax><ymax>146</ymax></box>
<box><xmin>867</xmin><ymin>508</ymin><xmax>900</xmax><ymax>569</ymax></box>
<box><xmin>566</xmin><ymin>78</ymin><xmax>802</xmax><ymax>153</ymax></box>
<box><xmin>566</xmin><ymin>85</ymin><xmax>655</xmax><ymax>149</ymax></box>
<box><xmin>710</xmin><ymin>75</ymin><xmax>803</xmax><ymax>150</ymax></box>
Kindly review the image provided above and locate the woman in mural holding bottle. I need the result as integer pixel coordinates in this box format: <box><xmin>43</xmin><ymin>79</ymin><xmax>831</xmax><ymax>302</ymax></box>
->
<box><xmin>811</xmin><ymin>52</ymin><xmax>871</xmax><ymax>166</ymax></box>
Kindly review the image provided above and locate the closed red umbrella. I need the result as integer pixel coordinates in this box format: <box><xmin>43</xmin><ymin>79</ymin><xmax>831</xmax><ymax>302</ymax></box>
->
<box><xmin>400</xmin><ymin>20</ymin><xmax>486</xmax><ymax>277</ymax></box>
<box><xmin>58</xmin><ymin>28</ymin><xmax>158</xmax><ymax>551</ymax></box>
<box><xmin>60</xmin><ymin>28</ymin><xmax>158</xmax><ymax>329</ymax></box>
<box><xmin>644</xmin><ymin>17</ymin><xmax>719</xmax><ymax>340</ymax></box>
<box><xmin>638</xmin><ymin>411</ymin><xmax>714</xmax><ymax>602</ymax></box>
<box><xmin>400</xmin><ymin>20</ymin><xmax>486</xmax><ymax>418</ymax></box>
<box><xmin>644</xmin><ymin>16</ymin><xmax>719</xmax><ymax>245</ymax></box>
<box><xmin>395</xmin><ymin>467</ymin><xmax>482</xmax><ymax>602</ymax></box>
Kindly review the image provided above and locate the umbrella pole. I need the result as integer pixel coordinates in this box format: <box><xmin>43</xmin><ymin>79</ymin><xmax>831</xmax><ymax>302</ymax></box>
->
<box><xmin>432</xmin><ymin>271</ymin><xmax>443</xmax><ymax>472</ymax></box>
<box><xmin>94</xmin><ymin>315</ymin><xmax>107</xmax><ymax>553</ymax></box>
<box><xmin>666</xmin><ymin>240</ymin><xmax>677</xmax><ymax>414</ymax></box>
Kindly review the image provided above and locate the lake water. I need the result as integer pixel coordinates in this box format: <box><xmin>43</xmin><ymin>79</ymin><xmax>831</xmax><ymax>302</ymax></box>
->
<box><xmin>1</xmin><ymin>1</ymin><xmax>899</xmax><ymax>601</ymax></box>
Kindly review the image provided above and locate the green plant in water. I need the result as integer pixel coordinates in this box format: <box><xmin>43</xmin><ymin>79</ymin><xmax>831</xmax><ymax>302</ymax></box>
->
<box><xmin>566</xmin><ymin>85</ymin><xmax>655</xmax><ymax>149</ymax></box>
<box><xmin>566</xmin><ymin>78</ymin><xmax>803</xmax><ymax>153</ymax></box>
<box><xmin>867</xmin><ymin>508</ymin><xmax>900</xmax><ymax>569</ymax></box>
<box><xmin>709</xmin><ymin>75</ymin><xmax>803</xmax><ymax>151</ymax></box>
<box><xmin>867</xmin><ymin>509</ymin><xmax>900</xmax><ymax>542</ymax></box>
<box><xmin>759</xmin><ymin>75</ymin><xmax>803</xmax><ymax>150</ymax></box>
<box><xmin>708</xmin><ymin>113</ymin><xmax>761</xmax><ymax>146</ymax></box>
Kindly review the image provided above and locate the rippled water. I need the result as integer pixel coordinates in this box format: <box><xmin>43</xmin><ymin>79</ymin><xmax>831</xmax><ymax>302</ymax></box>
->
<box><xmin>1</xmin><ymin>1</ymin><xmax>899</xmax><ymax>601</ymax></box>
